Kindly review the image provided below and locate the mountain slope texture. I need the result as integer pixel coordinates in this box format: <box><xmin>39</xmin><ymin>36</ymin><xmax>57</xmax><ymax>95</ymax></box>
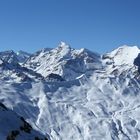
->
<box><xmin>0</xmin><ymin>42</ymin><xmax>140</xmax><ymax>140</ymax></box>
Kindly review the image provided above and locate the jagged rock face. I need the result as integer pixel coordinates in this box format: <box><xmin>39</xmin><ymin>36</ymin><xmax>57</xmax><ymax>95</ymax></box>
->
<box><xmin>24</xmin><ymin>42</ymin><xmax>102</xmax><ymax>80</ymax></box>
<box><xmin>0</xmin><ymin>50</ymin><xmax>19</xmax><ymax>64</ymax></box>
<box><xmin>46</xmin><ymin>73</ymin><xmax>65</xmax><ymax>82</ymax></box>
<box><xmin>0</xmin><ymin>51</ymin><xmax>43</xmax><ymax>82</ymax></box>
<box><xmin>0</xmin><ymin>50</ymin><xmax>31</xmax><ymax>64</ymax></box>
<box><xmin>0</xmin><ymin>44</ymin><xmax>140</xmax><ymax>140</ymax></box>
<box><xmin>0</xmin><ymin>58</ymin><xmax>4</xmax><ymax>65</ymax></box>
<box><xmin>16</xmin><ymin>50</ymin><xmax>31</xmax><ymax>63</ymax></box>
<box><xmin>0</xmin><ymin>60</ymin><xmax>43</xmax><ymax>82</ymax></box>
<box><xmin>134</xmin><ymin>53</ymin><xmax>140</xmax><ymax>73</ymax></box>
<box><xmin>134</xmin><ymin>53</ymin><xmax>140</xmax><ymax>66</ymax></box>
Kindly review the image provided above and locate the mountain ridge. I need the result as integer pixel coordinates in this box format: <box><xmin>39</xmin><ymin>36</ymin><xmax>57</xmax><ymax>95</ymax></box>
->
<box><xmin>0</xmin><ymin>43</ymin><xmax>140</xmax><ymax>140</ymax></box>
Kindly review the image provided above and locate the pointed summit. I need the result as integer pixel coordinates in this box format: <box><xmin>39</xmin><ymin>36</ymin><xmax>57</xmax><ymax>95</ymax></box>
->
<box><xmin>59</xmin><ymin>41</ymin><xmax>67</xmax><ymax>46</ymax></box>
<box><xmin>58</xmin><ymin>41</ymin><xmax>71</xmax><ymax>49</ymax></box>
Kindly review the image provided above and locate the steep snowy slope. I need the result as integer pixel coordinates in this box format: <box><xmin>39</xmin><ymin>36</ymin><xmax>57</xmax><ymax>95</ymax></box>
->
<box><xmin>16</xmin><ymin>50</ymin><xmax>31</xmax><ymax>63</ymax></box>
<box><xmin>0</xmin><ymin>50</ymin><xmax>44</xmax><ymax>82</ymax></box>
<box><xmin>1</xmin><ymin>68</ymin><xmax>140</xmax><ymax>140</ymax></box>
<box><xmin>0</xmin><ymin>50</ymin><xmax>30</xmax><ymax>64</ymax></box>
<box><xmin>0</xmin><ymin>45</ymin><xmax>140</xmax><ymax>140</ymax></box>
<box><xmin>0</xmin><ymin>102</ymin><xmax>49</xmax><ymax>140</ymax></box>
<box><xmin>0</xmin><ymin>58</ymin><xmax>43</xmax><ymax>82</ymax></box>
<box><xmin>24</xmin><ymin>42</ymin><xmax>102</xmax><ymax>80</ymax></box>
<box><xmin>0</xmin><ymin>50</ymin><xmax>19</xmax><ymax>64</ymax></box>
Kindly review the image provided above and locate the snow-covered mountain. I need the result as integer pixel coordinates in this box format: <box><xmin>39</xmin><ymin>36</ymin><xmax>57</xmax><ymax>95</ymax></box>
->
<box><xmin>0</xmin><ymin>50</ymin><xmax>31</xmax><ymax>64</ymax></box>
<box><xmin>0</xmin><ymin>50</ymin><xmax>19</xmax><ymax>65</ymax></box>
<box><xmin>0</xmin><ymin>50</ymin><xmax>44</xmax><ymax>82</ymax></box>
<box><xmin>0</xmin><ymin>58</ymin><xmax>43</xmax><ymax>82</ymax></box>
<box><xmin>0</xmin><ymin>43</ymin><xmax>140</xmax><ymax>140</ymax></box>
<box><xmin>16</xmin><ymin>50</ymin><xmax>31</xmax><ymax>63</ymax></box>
<box><xmin>24</xmin><ymin>42</ymin><xmax>102</xmax><ymax>80</ymax></box>
<box><xmin>102</xmin><ymin>45</ymin><xmax>140</xmax><ymax>66</ymax></box>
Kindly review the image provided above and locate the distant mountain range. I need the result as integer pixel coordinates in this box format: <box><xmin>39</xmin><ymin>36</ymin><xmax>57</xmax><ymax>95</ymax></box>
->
<box><xmin>0</xmin><ymin>42</ymin><xmax>140</xmax><ymax>140</ymax></box>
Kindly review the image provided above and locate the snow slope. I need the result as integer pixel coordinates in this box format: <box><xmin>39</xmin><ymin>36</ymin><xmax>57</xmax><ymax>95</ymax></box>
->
<box><xmin>0</xmin><ymin>44</ymin><xmax>140</xmax><ymax>140</ymax></box>
<box><xmin>0</xmin><ymin>102</ymin><xmax>49</xmax><ymax>140</ymax></box>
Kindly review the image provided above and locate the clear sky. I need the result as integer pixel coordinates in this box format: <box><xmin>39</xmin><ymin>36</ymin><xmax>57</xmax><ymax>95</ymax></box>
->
<box><xmin>0</xmin><ymin>0</ymin><xmax>140</xmax><ymax>54</ymax></box>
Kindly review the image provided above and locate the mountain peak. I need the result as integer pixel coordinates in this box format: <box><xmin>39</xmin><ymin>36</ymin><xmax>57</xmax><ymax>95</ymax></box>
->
<box><xmin>103</xmin><ymin>45</ymin><xmax>140</xmax><ymax>66</ymax></box>
<box><xmin>115</xmin><ymin>45</ymin><xmax>139</xmax><ymax>53</ymax></box>
<box><xmin>59</xmin><ymin>41</ymin><xmax>67</xmax><ymax>46</ymax></box>
<box><xmin>58</xmin><ymin>41</ymin><xmax>70</xmax><ymax>49</ymax></box>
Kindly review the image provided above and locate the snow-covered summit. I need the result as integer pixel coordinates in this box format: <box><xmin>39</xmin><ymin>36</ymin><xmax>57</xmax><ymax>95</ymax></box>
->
<box><xmin>24</xmin><ymin>42</ymin><xmax>102</xmax><ymax>80</ymax></box>
<box><xmin>58</xmin><ymin>41</ymin><xmax>70</xmax><ymax>48</ymax></box>
<box><xmin>102</xmin><ymin>45</ymin><xmax>140</xmax><ymax>66</ymax></box>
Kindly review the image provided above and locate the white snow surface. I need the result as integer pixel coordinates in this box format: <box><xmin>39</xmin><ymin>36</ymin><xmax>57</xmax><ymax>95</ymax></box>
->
<box><xmin>0</xmin><ymin>44</ymin><xmax>140</xmax><ymax>140</ymax></box>
<box><xmin>103</xmin><ymin>45</ymin><xmax>140</xmax><ymax>66</ymax></box>
<box><xmin>0</xmin><ymin>103</ymin><xmax>49</xmax><ymax>140</ymax></box>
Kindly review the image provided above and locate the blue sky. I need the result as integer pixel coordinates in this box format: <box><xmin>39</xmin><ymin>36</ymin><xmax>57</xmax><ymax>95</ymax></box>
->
<box><xmin>0</xmin><ymin>0</ymin><xmax>140</xmax><ymax>54</ymax></box>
